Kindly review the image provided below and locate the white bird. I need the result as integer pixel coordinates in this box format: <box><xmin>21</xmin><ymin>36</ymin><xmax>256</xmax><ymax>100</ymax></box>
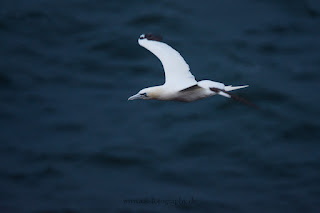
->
<box><xmin>128</xmin><ymin>33</ymin><xmax>257</xmax><ymax>108</ymax></box>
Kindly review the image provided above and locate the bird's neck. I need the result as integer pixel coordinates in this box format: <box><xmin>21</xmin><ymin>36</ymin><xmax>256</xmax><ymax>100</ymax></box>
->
<box><xmin>147</xmin><ymin>85</ymin><xmax>174</xmax><ymax>100</ymax></box>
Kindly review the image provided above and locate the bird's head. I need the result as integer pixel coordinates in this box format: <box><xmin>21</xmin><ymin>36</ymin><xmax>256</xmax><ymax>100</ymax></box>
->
<box><xmin>128</xmin><ymin>87</ymin><xmax>163</xmax><ymax>101</ymax></box>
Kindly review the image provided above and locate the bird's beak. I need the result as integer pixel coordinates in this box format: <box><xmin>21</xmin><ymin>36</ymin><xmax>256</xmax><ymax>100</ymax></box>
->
<box><xmin>128</xmin><ymin>93</ymin><xmax>143</xmax><ymax>101</ymax></box>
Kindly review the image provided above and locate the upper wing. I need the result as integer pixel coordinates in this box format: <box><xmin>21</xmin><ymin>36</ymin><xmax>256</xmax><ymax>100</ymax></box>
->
<box><xmin>138</xmin><ymin>34</ymin><xmax>197</xmax><ymax>90</ymax></box>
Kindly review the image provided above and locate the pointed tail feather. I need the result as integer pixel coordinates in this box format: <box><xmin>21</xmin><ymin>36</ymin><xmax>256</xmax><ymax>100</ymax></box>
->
<box><xmin>225</xmin><ymin>85</ymin><xmax>249</xmax><ymax>92</ymax></box>
<box><xmin>217</xmin><ymin>91</ymin><xmax>231</xmax><ymax>98</ymax></box>
<box><xmin>210</xmin><ymin>87</ymin><xmax>259</xmax><ymax>109</ymax></box>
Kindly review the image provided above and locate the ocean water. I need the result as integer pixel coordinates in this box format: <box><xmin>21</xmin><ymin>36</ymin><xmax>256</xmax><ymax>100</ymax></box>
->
<box><xmin>1</xmin><ymin>0</ymin><xmax>320</xmax><ymax>212</ymax></box>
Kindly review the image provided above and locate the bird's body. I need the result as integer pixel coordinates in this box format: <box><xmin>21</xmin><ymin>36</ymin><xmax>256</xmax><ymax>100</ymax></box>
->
<box><xmin>129</xmin><ymin>33</ymin><xmax>255</xmax><ymax>107</ymax></box>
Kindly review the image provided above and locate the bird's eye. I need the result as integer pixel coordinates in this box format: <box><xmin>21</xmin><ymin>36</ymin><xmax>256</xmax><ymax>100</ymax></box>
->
<box><xmin>140</xmin><ymin>93</ymin><xmax>147</xmax><ymax>97</ymax></box>
<box><xmin>139</xmin><ymin>35</ymin><xmax>145</xmax><ymax>39</ymax></box>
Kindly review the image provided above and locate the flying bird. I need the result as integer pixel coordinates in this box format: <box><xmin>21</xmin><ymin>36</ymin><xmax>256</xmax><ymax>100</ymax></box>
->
<box><xmin>128</xmin><ymin>33</ymin><xmax>257</xmax><ymax>108</ymax></box>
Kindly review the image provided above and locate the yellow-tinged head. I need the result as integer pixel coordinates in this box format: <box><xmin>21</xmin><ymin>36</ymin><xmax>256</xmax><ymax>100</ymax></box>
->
<box><xmin>128</xmin><ymin>86</ymin><xmax>165</xmax><ymax>101</ymax></box>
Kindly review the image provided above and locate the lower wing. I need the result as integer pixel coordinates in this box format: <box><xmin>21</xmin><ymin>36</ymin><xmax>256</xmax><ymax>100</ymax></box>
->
<box><xmin>210</xmin><ymin>87</ymin><xmax>259</xmax><ymax>109</ymax></box>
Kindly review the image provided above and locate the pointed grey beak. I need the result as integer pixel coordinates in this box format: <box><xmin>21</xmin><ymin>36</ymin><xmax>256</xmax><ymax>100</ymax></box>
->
<box><xmin>128</xmin><ymin>93</ymin><xmax>143</xmax><ymax>101</ymax></box>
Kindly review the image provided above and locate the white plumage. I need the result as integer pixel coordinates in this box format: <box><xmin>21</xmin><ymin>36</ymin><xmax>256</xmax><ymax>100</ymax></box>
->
<box><xmin>129</xmin><ymin>34</ymin><xmax>255</xmax><ymax>107</ymax></box>
<box><xmin>138</xmin><ymin>37</ymin><xmax>196</xmax><ymax>91</ymax></box>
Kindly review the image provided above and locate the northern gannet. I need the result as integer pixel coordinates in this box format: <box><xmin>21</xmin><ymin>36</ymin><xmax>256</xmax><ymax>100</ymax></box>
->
<box><xmin>129</xmin><ymin>33</ymin><xmax>256</xmax><ymax>108</ymax></box>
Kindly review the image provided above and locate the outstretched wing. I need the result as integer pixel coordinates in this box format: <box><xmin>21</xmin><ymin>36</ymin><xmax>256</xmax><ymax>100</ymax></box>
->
<box><xmin>210</xmin><ymin>87</ymin><xmax>259</xmax><ymax>109</ymax></box>
<box><xmin>138</xmin><ymin>34</ymin><xmax>197</xmax><ymax>90</ymax></box>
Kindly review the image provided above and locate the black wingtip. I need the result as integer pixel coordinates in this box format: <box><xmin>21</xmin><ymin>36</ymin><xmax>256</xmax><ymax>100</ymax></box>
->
<box><xmin>210</xmin><ymin>87</ymin><xmax>260</xmax><ymax>110</ymax></box>
<box><xmin>139</xmin><ymin>33</ymin><xmax>163</xmax><ymax>42</ymax></box>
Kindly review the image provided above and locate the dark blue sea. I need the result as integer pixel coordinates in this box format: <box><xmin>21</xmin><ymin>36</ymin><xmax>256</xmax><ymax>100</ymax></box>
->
<box><xmin>1</xmin><ymin>0</ymin><xmax>320</xmax><ymax>212</ymax></box>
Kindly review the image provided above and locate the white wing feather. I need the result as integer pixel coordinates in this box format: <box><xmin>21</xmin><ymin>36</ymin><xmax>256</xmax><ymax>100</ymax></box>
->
<box><xmin>138</xmin><ymin>37</ymin><xmax>197</xmax><ymax>90</ymax></box>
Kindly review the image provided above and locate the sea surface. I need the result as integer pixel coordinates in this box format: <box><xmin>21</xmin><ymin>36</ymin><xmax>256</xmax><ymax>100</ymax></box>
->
<box><xmin>1</xmin><ymin>0</ymin><xmax>320</xmax><ymax>212</ymax></box>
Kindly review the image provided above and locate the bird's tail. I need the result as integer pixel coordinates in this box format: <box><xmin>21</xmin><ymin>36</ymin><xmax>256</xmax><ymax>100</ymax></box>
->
<box><xmin>224</xmin><ymin>85</ymin><xmax>249</xmax><ymax>92</ymax></box>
